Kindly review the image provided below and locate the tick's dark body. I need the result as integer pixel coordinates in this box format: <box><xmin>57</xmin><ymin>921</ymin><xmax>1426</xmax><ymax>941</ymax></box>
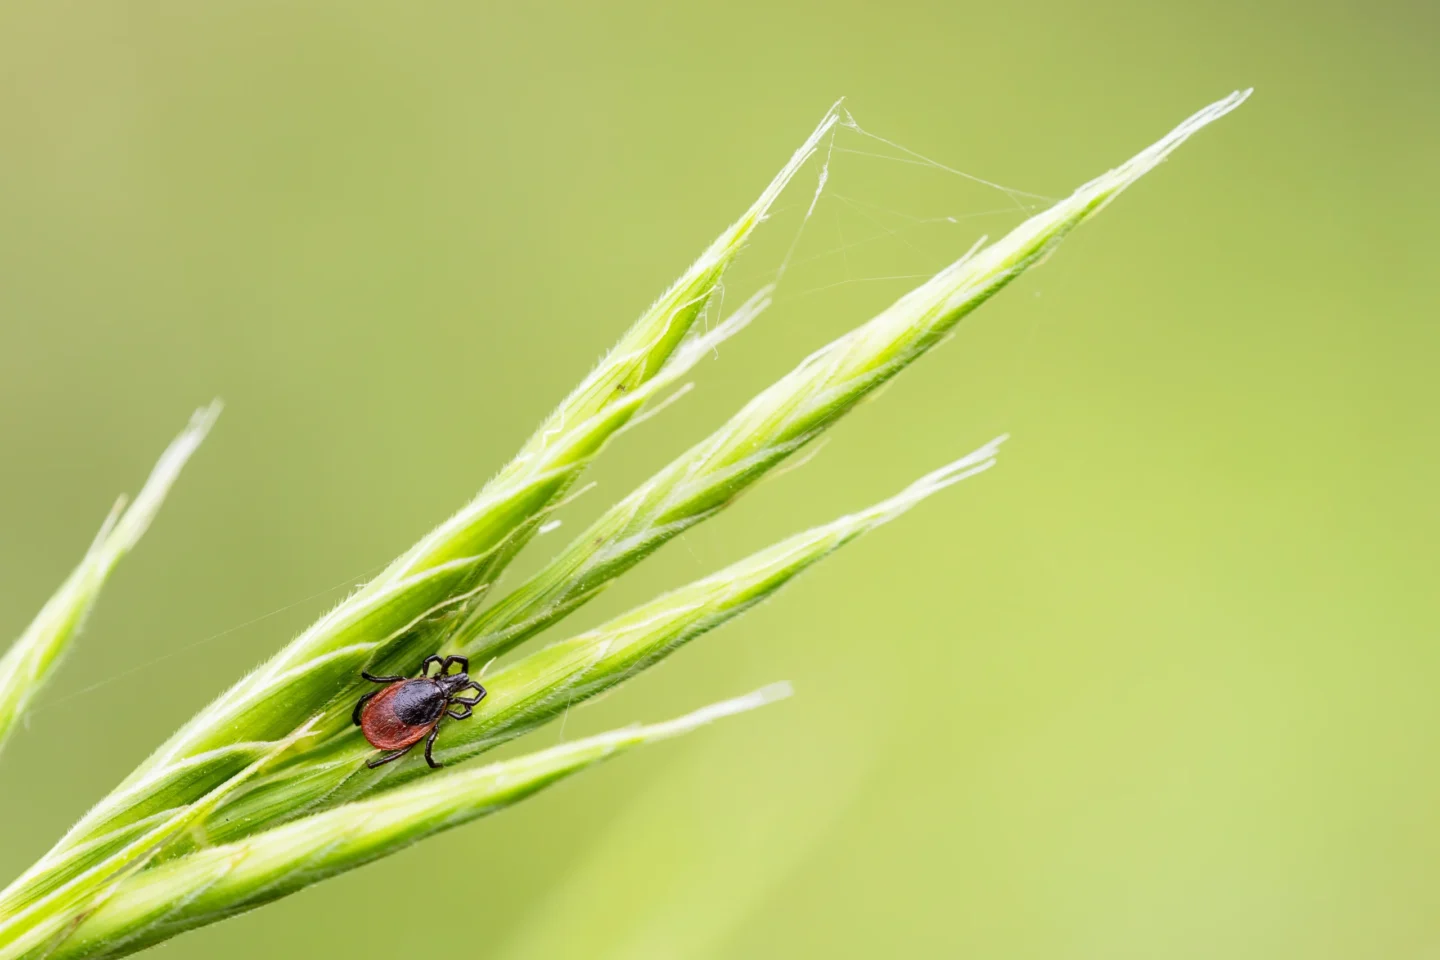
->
<box><xmin>353</xmin><ymin>655</ymin><xmax>485</xmax><ymax>768</ymax></box>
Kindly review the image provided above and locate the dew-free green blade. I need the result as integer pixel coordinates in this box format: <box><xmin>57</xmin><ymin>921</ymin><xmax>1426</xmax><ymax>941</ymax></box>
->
<box><xmin>0</xmin><ymin>403</ymin><xmax>220</xmax><ymax>763</ymax></box>
<box><xmin>50</xmin><ymin>687</ymin><xmax>790</xmax><ymax>960</ymax></box>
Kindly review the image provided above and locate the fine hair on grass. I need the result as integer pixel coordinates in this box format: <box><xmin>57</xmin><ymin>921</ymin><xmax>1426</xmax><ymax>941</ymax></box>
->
<box><xmin>0</xmin><ymin>90</ymin><xmax>1249</xmax><ymax>960</ymax></box>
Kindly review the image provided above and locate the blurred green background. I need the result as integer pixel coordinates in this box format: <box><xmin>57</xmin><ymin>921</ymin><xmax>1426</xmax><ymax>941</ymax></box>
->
<box><xmin>1</xmin><ymin>1</ymin><xmax>1437</xmax><ymax>957</ymax></box>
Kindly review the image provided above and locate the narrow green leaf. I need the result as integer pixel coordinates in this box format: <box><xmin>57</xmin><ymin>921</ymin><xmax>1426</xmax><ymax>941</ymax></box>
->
<box><xmin>0</xmin><ymin>403</ymin><xmax>220</xmax><ymax>762</ymax></box>
<box><xmin>50</xmin><ymin>687</ymin><xmax>791</xmax><ymax>960</ymax></box>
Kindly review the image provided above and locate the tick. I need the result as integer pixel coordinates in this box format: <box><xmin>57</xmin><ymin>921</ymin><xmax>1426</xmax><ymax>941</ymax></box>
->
<box><xmin>352</xmin><ymin>655</ymin><xmax>486</xmax><ymax>769</ymax></box>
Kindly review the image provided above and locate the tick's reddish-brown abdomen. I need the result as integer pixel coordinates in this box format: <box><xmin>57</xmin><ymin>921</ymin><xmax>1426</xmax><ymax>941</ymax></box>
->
<box><xmin>360</xmin><ymin>683</ymin><xmax>435</xmax><ymax>750</ymax></box>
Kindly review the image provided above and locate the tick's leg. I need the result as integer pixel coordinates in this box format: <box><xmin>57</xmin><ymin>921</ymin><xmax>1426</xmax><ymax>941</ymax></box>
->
<box><xmin>351</xmin><ymin>691</ymin><xmax>378</xmax><ymax>726</ymax></box>
<box><xmin>419</xmin><ymin>655</ymin><xmax>444</xmax><ymax>677</ymax></box>
<box><xmin>366</xmin><ymin>744</ymin><xmax>413</xmax><ymax>769</ymax></box>
<box><xmin>442</xmin><ymin>655</ymin><xmax>469</xmax><ymax>676</ymax></box>
<box><xmin>446</xmin><ymin>704</ymin><xmax>472</xmax><ymax>720</ymax></box>
<box><xmin>451</xmin><ymin>681</ymin><xmax>487</xmax><ymax>706</ymax></box>
<box><xmin>424</xmin><ymin>725</ymin><xmax>443</xmax><ymax>768</ymax></box>
<box><xmin>362</xmin><ymin>672</ymin><xmax>405</xmax><ymax>684</ymax></box>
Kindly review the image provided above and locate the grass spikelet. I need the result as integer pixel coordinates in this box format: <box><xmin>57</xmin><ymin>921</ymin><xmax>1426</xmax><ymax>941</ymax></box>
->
<box><xmin>0</xmin><ymin>403</ymin><xmax>220</xmax><ymax>761</ymax></box>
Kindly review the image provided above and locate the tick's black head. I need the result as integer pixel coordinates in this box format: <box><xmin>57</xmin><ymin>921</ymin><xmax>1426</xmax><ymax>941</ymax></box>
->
<box><xmin>424</xmin><ymin>654</ymin><xmax>474</xmax><ymax>696</ymax></box>
<box><xmin>436</xmin><ymin>672</ymin><xmax>472</xmax><ymax>696</ymax></box>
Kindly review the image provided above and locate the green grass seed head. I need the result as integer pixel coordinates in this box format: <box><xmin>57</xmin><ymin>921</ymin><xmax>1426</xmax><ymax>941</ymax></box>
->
<box><xmin>0</xmin><ymin>92</ymin><xmax>1249</xmax><ymax>960</ymax></box>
